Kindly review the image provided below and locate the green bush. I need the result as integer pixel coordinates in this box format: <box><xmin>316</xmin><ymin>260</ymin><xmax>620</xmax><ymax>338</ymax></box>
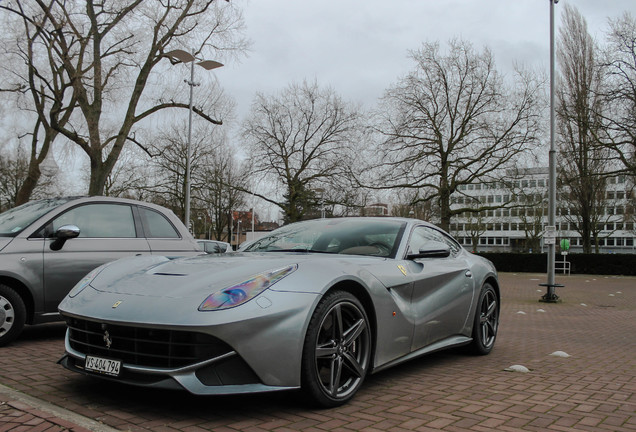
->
<box><xmin>476</xmin><ymin>252</ymin><xmax>636</xmax><ymax>276</ymax></box>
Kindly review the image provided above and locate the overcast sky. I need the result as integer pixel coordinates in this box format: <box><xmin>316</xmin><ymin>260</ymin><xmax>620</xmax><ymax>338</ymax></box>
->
<box><xmin>222</xmin><ymin>0</ymin><xmax>635</xmax><ymax>123</ymax></box>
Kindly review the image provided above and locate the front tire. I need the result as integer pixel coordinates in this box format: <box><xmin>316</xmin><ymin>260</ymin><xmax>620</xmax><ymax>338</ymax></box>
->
<box><xmin>468</xmin><ymin>283</ymin><xmax>499</xmax><ymax>355</ymax></box>
<box><xmin>0</xmin><ymin>284</ymin><xmax>27</xmax><ymax>347</ymax></box>
<box><xmin>301</xmin><ymin>290</ymin><xmax>371</xmax><ymax>407</ymax></box>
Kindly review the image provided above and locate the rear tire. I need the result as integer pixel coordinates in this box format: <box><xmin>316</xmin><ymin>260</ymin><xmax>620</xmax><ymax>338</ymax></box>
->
<box><xmin>468</xmin><ymin>283</ymin><xmax>499</xmax><ymax>355</ymax></box>
<box><xmin>301</xmin><ymin>290</ymin><xmax>371</xmax><ymax>407</ymax></box>
<box><xmin>0</xmin><ymin>284</ymin><xmax>27</xmax><ymax>347</ymax></box>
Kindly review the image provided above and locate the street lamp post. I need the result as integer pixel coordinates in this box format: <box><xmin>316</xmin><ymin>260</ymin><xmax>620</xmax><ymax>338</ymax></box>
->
<box><xmin>164</xmin><ymin>49</ymin><xmax>223</xmax><ymax>232</ymax></box>
<box><xmin>540</xmin><ymin>0</ymin><xmax>562</xmax><ymax>303</ymax></box>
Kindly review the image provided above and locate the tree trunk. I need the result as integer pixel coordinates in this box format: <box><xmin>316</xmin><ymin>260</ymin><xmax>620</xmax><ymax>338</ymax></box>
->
<box><xmin>15</xmin><ymin>161</ymin><xmax>41</xmax><ymax>206</ymax></box>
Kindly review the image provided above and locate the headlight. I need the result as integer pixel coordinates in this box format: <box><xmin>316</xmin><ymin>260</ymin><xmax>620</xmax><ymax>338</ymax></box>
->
<box><xmin>199</xmin><ymin>264</ymin><xmax>298</xmax><ymax>311</ymax></box>
<box><xmin>68</xmin><ymin>265</ymin><xmax>107</xmax><ymax>298</ymax></box>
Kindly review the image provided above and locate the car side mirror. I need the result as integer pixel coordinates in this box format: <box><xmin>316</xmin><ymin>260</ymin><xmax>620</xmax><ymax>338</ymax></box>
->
<box><xmin>407</xmin><ymin>241</ymin><xmax>451</xmax><ymax>260</ymax></box>
<box><xmin>50</xmin><ymin>224</ymin><xmax>80</xmax><ymax>251</ymax></box>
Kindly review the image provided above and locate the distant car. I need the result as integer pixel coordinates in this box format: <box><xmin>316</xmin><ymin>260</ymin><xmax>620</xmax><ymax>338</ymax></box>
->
<box><xmin>0</xmin><ymin>196</ymin><xmax>200</xmax><ymax>346</ymax></box>
<box><xmin>58</xmin><ymin>217</ymin><xmax>499</xmax><ymax>407</ymax></box>
<box><xmin>197</xmin><ymin>239</ymin><xmax>231</xmax><ymax>254</ymax></box>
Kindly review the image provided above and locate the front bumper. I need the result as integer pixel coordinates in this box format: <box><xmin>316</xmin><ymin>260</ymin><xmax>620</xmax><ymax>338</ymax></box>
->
<box><xmin>59</xmin><ymin>337</ymin><xmax>295</xmax><ymax>395</ymax></box>
<box><xmin>58</xmin><ymin>288</ymin><xmax>321</xmax><ymax>393</ymax></box>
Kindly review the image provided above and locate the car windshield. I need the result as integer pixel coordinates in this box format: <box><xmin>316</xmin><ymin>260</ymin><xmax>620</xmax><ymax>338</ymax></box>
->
<box><xmin>0</xmin><ymin>197</ymin><xmax>73</xmax><ymax>237</ymax></box>
<box><xmin>244</xmin><ymin>218</ymin><xmax>407</xmax><ymax>258</ymax></box>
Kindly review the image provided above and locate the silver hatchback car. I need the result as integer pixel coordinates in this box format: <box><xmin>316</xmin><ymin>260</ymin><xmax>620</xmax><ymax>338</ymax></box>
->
<box><xmin>0</xmin><ymin>196</ymin><xmax>200</xmax><ymax>346</ymax></box>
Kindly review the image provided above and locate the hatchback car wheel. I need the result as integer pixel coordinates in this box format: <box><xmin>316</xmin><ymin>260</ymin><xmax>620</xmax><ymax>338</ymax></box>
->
<box><xmin>0</xmin><ymin>284</ymin><xmax>26</xmax><ymax>347</ymax></box>
<box><xmin>301</xmin><ymin>290</ymin><xmax>371</xmax><ymax>407</ymax></box>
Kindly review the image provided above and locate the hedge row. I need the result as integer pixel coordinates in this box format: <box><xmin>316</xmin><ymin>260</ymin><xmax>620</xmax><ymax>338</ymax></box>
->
<box><xmin>476</xmin><ymin>252</ymin><xmax>636</xmax><ymax>276</ymax></box>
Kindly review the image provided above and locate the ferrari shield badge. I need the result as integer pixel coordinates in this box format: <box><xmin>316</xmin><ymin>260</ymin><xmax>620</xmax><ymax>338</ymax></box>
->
<box><xmin>397</xmin><ymin>265</ymin><xmax>407</xmax><ymax>276</ymax></box>
<box><xmin>112</xmin><ymin>300</ymin><xmax>122</xmax><ymax>308</ymax></box>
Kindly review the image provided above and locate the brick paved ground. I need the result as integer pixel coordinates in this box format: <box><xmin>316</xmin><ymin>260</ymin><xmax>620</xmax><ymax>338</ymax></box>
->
<box><xmin>1</xmin><ymin>273</ymin><xmax>635</xmax><ymax>431</ymax></box>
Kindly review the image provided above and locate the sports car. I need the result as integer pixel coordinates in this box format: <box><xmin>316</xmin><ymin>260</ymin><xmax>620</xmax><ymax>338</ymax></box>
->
<box><xmin>58</xmin><ymin>217</ymin><xmax>500</xmax><ymax>407</ymax></box>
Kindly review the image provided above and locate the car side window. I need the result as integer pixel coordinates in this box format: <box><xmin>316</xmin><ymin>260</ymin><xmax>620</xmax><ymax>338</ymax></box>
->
<box><xmin>407</xmin><ymin>226</ymin><xmax>461</xmax><ymax>257</ymax></box>
<box><xmin>52</xmin><ymin>204</ymin><xmax>136</xmax><ymax>238</ymax></box>
<box><xmin>138</xmin><ymin>207</ymin><xmax>180</xmax><ymax>239</ymax></box>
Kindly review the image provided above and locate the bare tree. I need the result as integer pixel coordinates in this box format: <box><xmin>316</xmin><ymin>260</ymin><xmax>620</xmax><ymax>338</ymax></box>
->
<box><xmin>0</xmin><ymin>146</ymin><xmax>58</xmax><ymax>211</ymax></box>
<box><xmin>101</xmin><ymin>146</ymin><xmax>154</xmax><ymax>200</ymax></box>
<box><xmin>0</xmin><ymin>3</ymin><xmax>77</xmax><ymax>205</ymax></box>
<box><xmin>556</xmin><ymin>4</ymin><xmax>611</xmax><ymax>253</ymax></box>
<box><xmin>372</xmin><ymin>38</ymin><xmax>543</xmax><ymax>231</ymax></box>
<box><xmin>1</xmin><ymin>0</ymin><xmax>247</xmax><ymax>197</ymax></box>
<box><xmin>0</xmin><ymin>150</ymin><xmax>29</xmax><ymax>211</ymax></box>
<box><xmin>199</xmin><ymin>147</ymin><xmax>249</xmax><ymax>242</ymax></box>
<box><xmin>601</xmin><ymin>12</ymin><xmax>636</xmax><ymax>177</ymax></box>
<box><xmin>518</xmin><ymin>198</ymin><xmax>547</xmax><ymax>253</ymax></box>
<box><xmin>144</xmin><ymin>124</ymin><xmax>218</xmax><ymax>221</ymax></box>
<box><xmin>461</xmin><ymin>207</ymin><xmax>489</xmax><ymax>254</ymax></box>
<box><xmin>241</xmin><ymin>80</ymin><xmax>362</xmax><ymax>223</ymax></box>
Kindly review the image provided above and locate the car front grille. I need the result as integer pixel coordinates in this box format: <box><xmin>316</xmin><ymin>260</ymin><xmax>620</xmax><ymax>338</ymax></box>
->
<box><xmin>65</xmin><ymin>317</ymin><xmax>233</xmax><ymax>369</ymax></box>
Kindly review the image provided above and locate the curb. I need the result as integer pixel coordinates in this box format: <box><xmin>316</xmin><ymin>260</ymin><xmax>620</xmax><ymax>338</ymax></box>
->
<box><xmin>0</xmin><ymin>383</ymin><xmax>119</xmax><ymax>432</ymax></box>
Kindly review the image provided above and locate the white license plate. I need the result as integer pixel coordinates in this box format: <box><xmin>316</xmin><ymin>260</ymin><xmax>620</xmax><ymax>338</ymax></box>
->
<box><xmin>84</xmin><ymin>355</ymin><xmax>121</xmax><ymax>377</ymax></box>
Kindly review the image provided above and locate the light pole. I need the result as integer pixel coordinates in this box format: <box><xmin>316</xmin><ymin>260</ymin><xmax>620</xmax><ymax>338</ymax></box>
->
<box><xmin>540</xmin><ymin>0</ymin><xmax>562</xmax><ymax>303</ymax></box>
<box><xmin>164</xmin><ymin>49</ymin><xmax>223</xmax><ymax>232</ymax></box>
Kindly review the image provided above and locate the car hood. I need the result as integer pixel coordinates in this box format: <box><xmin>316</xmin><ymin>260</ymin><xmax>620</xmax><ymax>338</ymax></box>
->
<box><xmin>89</xmin><ymin>252</ymin><xmax>386</xmax><ymax>299</ymax></box>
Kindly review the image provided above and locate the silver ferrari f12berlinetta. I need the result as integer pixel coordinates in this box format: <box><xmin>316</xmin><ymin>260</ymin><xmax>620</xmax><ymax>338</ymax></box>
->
<box><xmin>58</xmin><ymin>217</ymin><xmax>500</xmax><ymax>407</ymax></box>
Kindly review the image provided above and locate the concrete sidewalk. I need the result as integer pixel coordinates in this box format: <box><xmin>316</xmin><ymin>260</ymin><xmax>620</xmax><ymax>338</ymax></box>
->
<box><xmin>1</xmin><ymin>272</ymin><xmax>635</xmax><ymax>431</ymax></box>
